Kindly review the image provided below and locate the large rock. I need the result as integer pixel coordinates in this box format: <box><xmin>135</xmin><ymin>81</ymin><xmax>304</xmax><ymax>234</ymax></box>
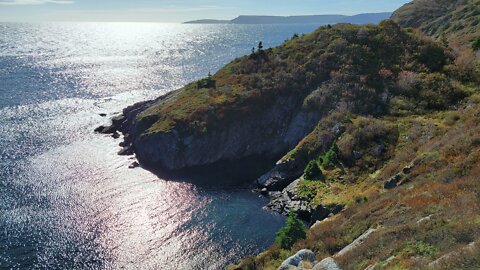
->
<box><xmin>279</xmin><ymin>249</ymin><xmax>318</xmax><ymax>270</ymax></box>
<box><xmin>258</xmin><ymin>159</ymin><xmax>305</xmax><ymax>191</ymax></box>
<box><xmin>312</xmin><ymin>257</ymin><xmax>341</xmax><ymax>270</ymax></box>
<box><xmin>265</xmin><ymin>179</ymin><xmax>314</xmax><ymax>220</ymax></box>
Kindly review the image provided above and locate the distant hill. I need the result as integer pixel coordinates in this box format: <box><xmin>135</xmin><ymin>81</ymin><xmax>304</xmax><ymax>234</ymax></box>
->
<box><xmin>184</xmin><ymin>12</ymin><xmax>392</xmax><ymax>25</ymax></box>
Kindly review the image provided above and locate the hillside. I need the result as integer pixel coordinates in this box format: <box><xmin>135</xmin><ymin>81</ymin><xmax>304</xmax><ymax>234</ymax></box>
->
<box><xmin>113</xmin><ymin>21</ymin><xmax>466</xmax><ymax>174</ymax></box>
<box><xmin>184</xmin><ymin>13</ymin><xmax>392</xmax><ymax>25</ymax></box>
<box><xmin>392</xmin><ymin>0</ymin><xmax>480</xmax><ymax>56</ymax></box>
<box><xmin>226</xmin><ymin>0</ymin><xmax>480</xmax><ymax>269</ymax></box>
<box><xmin>97</xmin><ymin>0</ymin><xmax>480</xmax><ymax>269</ymax></box>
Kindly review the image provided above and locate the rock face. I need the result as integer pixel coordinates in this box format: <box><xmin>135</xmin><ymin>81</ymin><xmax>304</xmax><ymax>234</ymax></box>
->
<box><xmin>266</xmin><ymin>179</ymin><xmax>314</xmax><ymax>220</ymax></box>
<box><xmin>258</xmin><ymin>159</ymin><xmax>306</xmax><ymax>191</ymax></box>
<box><xmin>132</xmin><ymin>95</ymin><xmax>321</xmax><ymax>171</ymax></box>
<box><xmin>265</xmin><ymin>178</ymin><xmax>343</xmax><ymax>222</ymax></box>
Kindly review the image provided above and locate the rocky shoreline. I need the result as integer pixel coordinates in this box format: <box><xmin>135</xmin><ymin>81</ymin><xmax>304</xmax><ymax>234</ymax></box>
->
<box><xmin>96</xmin><ymin>105</ymin><xmax>342</xmax><ymax>225</ymax></box>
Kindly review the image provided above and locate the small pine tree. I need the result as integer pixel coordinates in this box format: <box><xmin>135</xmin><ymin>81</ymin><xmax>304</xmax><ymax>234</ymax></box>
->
<box><xmin>304</xmin><ymin>160</ymin><xmax>321</xmax><ymax>180</ymax></box>
<box><xmin>257</xmin><ymin>41</ymin><xmax>263</xmax><ymax>51</ymax></box>
<box><xmin>275</xmin><ymin>212</ymin><xmax>307</xmax><ymax>249</ymax></box>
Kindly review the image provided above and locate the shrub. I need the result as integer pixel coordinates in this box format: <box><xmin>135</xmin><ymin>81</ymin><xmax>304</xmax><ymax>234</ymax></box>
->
<box><xmin>397</xmin><ymin>71</ymin><xmax>421</xmax><ymax>96</ymax></box>
<box><xmin>417</xmin><ymin>43</ymin><xmax>449</xmax><ymax>72</ymax></box>
<box><xmin>304</xmin><ymin>160</ymin><xmax>322</xmax><ymax>180</ymax></box>
<box><xmin>196</xmin><ymin>76</ymin><xmax>216</xmax><ymax>89</ymax></box>
<box><xmin>401</xmin><ymin>241</ymin><xmax>438</xmax><ymax>257</ymax></box>
<box><xmin>472</xmin><ymin>36</ymin><xmax>480</xmax><ymax>51</ymax></box>
<box><xmin>319</xmin><ymin>144</ymin><xmax>339</xmax><ymax>169</ymax></box>
<box><xmin>275</xmin><ymin>212</ymin><xmax>307</xmax><ymax>249</ymax></box>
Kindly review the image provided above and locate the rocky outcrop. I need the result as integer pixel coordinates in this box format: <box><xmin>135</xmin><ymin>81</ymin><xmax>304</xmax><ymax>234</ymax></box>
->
<box><xmin>278</xmin><ymin>250</ymin><xmax>341</xmax><ymax>270</ymax></box>
<box><xmin>334</xmin><ymin>228</ymin><xmax>377</xmax><ymax>258</ymax></box>
<box><xmin>266</xmin><ymin>179</ymin><xmax>314</xmax><ymax>220</ymax></box>
<box><xmin>278</xmin><ymin>229</ymin><xmax>379</xmax><ymax>269</ymax></box>
<box><xmin>265</xmin><ymin>178</ymin><xmax>343</xmax><ymax>222</ymax></box>
<box><xmin>94</xmin><ymin>94</ymin><xmax>171</xmax><ymax>156</ymax></box>
<box><xmin>258</xmin><ymin>159</ymin><xmax>305</xmax><ymax>191</ymax></box>
<box><xmin>132</xmin><ymin>95</ymin><xmax>321</xmax><ymax>171</ymax></box>
<box><xmin>384</xmin><ymin>161</ymin><xmax>417</xmax><ymax>189</ymax></box>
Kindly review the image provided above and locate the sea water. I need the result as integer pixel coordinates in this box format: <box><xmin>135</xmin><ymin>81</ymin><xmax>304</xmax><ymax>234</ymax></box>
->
<box><xmin>0</xmin><ymin>22</ymin><xmax>320</xmax><ymax>269</ymax></box>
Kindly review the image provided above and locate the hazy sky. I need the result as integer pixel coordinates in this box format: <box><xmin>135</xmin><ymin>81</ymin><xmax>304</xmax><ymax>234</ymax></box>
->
<box><xmin>0</xmin><ymin>0</ymin><xmax>412</xmax><ymax>22</ymax></box>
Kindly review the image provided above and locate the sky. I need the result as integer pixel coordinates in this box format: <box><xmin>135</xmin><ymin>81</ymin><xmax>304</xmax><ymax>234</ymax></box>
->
<box><xmin>0</xmin><ymin>0</ymin><xmax>412</xmax><ymax>22</ymax></box>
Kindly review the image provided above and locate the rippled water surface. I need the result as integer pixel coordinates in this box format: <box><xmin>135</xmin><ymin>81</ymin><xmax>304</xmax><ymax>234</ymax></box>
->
<box><xmin>0</xmin><ymin>22</ymin><xmax>320</xmax><ymax>269</ymax></box>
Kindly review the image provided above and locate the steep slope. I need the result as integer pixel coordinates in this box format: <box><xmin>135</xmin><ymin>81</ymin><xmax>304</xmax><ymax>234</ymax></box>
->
<box><xmin>392</xmin><ymin>0</ymin><xmax>480</xmax><ymax>56</ymax></box>
<box><xmin>229</xmin><ymin>0</ymin><xmax>480</xmax><ymax>269</ymax></box>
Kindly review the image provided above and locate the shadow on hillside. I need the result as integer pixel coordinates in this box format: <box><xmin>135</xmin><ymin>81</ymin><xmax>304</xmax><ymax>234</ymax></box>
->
<box><xmin>139</xmin><ymin>155</ymin><xmax>278</xmax><ymax>189</ymax></box>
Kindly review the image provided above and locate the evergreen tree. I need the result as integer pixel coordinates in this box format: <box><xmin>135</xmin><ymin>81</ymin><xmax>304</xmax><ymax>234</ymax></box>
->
<box><xmin>275</xmin><ymin>211</ymin><xmax>307</xmax><ymax>249</ymax></box>
<box><xmin>257</xmin><ymin>41</ymin><xmax>263</xmax><ymax>51</ymax></box>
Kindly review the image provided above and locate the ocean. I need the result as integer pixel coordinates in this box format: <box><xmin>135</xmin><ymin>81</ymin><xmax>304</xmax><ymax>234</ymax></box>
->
<box><xmin>0</xmin><ymin>22</ymin><xmax>320</xmax><ymax>269</ymax></box>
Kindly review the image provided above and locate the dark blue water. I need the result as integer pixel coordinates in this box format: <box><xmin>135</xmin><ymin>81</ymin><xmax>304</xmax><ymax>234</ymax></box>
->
<box><xmin>0</xmin><ymin>22</ymin><xmax>320</xmax><ymax>270</ymax></box>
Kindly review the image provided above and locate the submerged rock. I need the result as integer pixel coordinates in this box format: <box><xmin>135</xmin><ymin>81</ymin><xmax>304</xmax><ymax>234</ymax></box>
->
<box><xmin>94</xmin><ymin>125</ymin><xmax>116</xmax><ymax>134</ymax></box>
<box><xmin>112</xmin><ymin>131</ymin><xmax>120</xmax><ymax>139</ymax></box>
<box><xmin>118</xmin><ymin>145</ymin><xmax>134</xmax><ymax>156</ymax></box>
<box><xmin>128</xmin><ymin>161</ymin><xmax>139</xmax><ymax>169</ymax></box>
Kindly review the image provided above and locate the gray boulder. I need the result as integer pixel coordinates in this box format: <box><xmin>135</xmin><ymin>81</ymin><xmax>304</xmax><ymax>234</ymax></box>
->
<box><xmin>279</xmin><ymin>249</ymin><xmax>317</xmax><ymax>269</ymax></box>
<box><xmin>312</xmin><ymin>257</ymin><xmax>341</xmax><ymax>270</ymax></box>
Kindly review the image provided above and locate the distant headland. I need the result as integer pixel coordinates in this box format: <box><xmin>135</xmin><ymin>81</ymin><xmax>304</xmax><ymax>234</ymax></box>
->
<box><xmin>183</xmin><ymin>12</ymin><xmax>392</xmax><ymax>24</ymax></box>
